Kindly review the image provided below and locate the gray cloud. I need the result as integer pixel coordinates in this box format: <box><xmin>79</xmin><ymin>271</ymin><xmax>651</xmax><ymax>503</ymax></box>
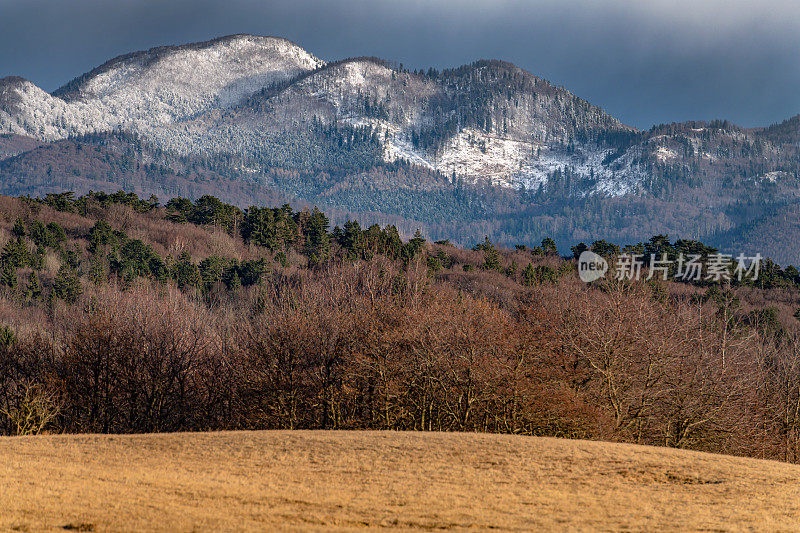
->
<box><xmin>1</xmin><ymin>0</ymin><xmax>799</xmax><ymax>128</ymax></box>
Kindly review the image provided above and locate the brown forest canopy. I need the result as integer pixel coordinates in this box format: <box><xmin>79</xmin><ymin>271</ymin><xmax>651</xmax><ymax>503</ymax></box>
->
<box><xmin>1</xmin><ymin>191</ymin><xmax>800</xmax><ymax>463</ymax></box>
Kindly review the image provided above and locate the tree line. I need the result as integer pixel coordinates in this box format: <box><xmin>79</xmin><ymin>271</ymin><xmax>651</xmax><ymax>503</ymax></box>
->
<box><xmin>0</xmin><ymin>192</ymin><xmax>799</xmax><ymax>463</ymax></box>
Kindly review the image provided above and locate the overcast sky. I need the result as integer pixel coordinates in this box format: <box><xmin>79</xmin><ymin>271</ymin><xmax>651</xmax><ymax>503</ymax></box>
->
<box><xmin>1</xmin><ymin>0</ymin><xmax>799</xmax><ymax>129</ymax></box>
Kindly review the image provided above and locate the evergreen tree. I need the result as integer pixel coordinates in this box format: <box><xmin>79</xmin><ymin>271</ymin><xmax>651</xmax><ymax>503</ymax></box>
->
<box><xmin>381</xmin><ymin>226</ymin><xmax>403</xmax><ymax>260</ymax></box>
<box><xmin>62</xmin><ymin>247</ymin><xmax>80</xmax><ymax>270</ymax></box>
<box><xmin>0</xmin><ymin>263</ymin><xmax>16</xmax><ymax>289</ymax></box>
<box><xmin>571</xmin><ymin>242</ymin><xmax>589</xmax><ymax>259</ymax></box>
<box><xmin>53</xmin><ymin>266</ymin><xmax>82</xmax><ymax>303</ymax></box>
<box><xmin>28</xmin><ymin>247</ymin><xmax>45</xmax><ymax>271</ymax></box>
<box><xmin>199</xmin><ymin>255</ymin><xmax>229</xmax><ymax>292</ymax></box>
<box><xmin>0</xmin><ymin>325</ymin><xmax>15</xmax><ymax>348</ymax></box>
<box><xmin>1</xmin><ymin>238</ymin><xmax>28</xmax><ymax>268</ymax></box>
<box><xmin>227</xmin><ymin>270</ymin><xmax>242</xmax><ymax>292</ymax></box>
<box><xmin>28</xmin><ymin>221</ymin><xmax>51</xmax><ymax>249</ymax></box>
<box><xmin>11</xmin><ymin>218</ymin><xmax>25</xmax><ymax>238</ymax></box>
<box><xmin>88</xmin><ymin>254</ymin><xmax>109</xmax><ymax>285</ymax></box>
<box><xmin>237</xmin><ymin>259</ymin><xmax>267</xmax><ymax>286</ymax></box>
<box><xmin>88</xmin><ymin>220</ymin><xmax>122</xmax><ymax>254</ymax></box>
<box><xmin>506</xmin><ymin>261</ymin><xmax>518</xmax><ymax>278</ymax></box>
<box><xmin>45</xmin><ymin>222</ymin><xmax>67</xmax><ymax>246</ymax></box>
<box><xmin>275</xmin><ymin>251</ymin><xmax>289</xmax><ymax>268</ymax></box>
<box><xmin>24</xmin><ymin>271</ymin><xmax>41</xmax><ymax>301</ymax></box>
<box><xmin>479</xmin><ymin>237</ymin><xmax>501</xmax><ymax>271</ymax></box>
<box><xmin>341</xmin><ymin>220</ymin><xmax>364</xmax><ymax>260</ymax></box>
<box><xmin>171</xmin><ymin>252</ymin><xmax>201</xmax><ymax>289</ymax></box>
<box><xmin>522</xmin><ymin>263</ymin><xmax>536</xmax><ymax>286</ymax></box>
<box><xmin>305</xmin><ymin>208</ymin><xmax>330</xmax><ymax>266</ymax></box>
<box><xmin>541</xmin><ymin>238</ymin><xmax>558</xmax><ymax>256</ymax></box>
<box><xmin>523</xmin><ymin>264</ymin><xmax>556</xmax><ymax>285</ymax></box>
<box><xmin>403</xmin><ymin>230</ymin><xmax>426</xmax><ymax>261</ymax></box>
<box><xmin>591</xmin><ymin>239</ymin><xmax>621</xmax><ymax>258</ymax></box>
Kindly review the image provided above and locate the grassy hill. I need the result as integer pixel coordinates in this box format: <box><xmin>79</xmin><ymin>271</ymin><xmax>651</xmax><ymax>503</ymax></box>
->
<box><xmin>2</xmin><ymin>430</ymin><xmax>800</xmax><ymax>531</ymax></box>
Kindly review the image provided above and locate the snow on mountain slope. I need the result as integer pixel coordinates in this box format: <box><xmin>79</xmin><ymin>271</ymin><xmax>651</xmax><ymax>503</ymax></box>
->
<box><xmin>246</xmin><ymin>58</ymin><xmax>438</xmax><ymax>127</ymax></box>
<box><xmin>57</xmin><ymin>35</ymin><xmax>323</xmax><ymax>121</ymax></box>
<box><xmin>0</xmin><ymin>77</ymin><xmax>116</xmax><ymax>140</ymax></box>
<box><xmin>432</xmin><ymin>128</ymin><xmax>538</xmax><ymax>186</ymax></box>
<box><xmin>0</xmin><ymin>35</ymin><xmax>323</xmax><ymax>141</ymax></box>
<box><xmin>227</xmin><ymin>58</ymin><xmax>642</xmax><ymax>193</ymax></box>
<box><xmin>1</xmin><ymin>37</ymin><xmax>645</xmax><ymax>196</ymax></box>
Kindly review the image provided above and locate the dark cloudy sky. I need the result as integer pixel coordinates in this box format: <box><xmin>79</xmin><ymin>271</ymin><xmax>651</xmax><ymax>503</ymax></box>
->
<box><xmin>2</xmin><ymin>0</ymin><xmax>799</xmax><ymax>129</ymax></box>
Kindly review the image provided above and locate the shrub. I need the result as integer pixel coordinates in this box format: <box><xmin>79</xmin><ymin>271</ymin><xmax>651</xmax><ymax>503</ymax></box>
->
<box><xmin>1</xmin><ymin>383</ymin><xmax>62</xmax><ymax>436</ymax></box>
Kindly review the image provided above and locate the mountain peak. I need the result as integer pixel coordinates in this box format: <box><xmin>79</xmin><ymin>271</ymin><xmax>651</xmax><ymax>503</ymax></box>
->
<box><xmin>0</xmin><ymin>76</ymin><xmax>31</xmax><ymax>87</ymax></box>
<box><xmin>0</xmin><ymin>34</ymin><xmax>324</xmax><ymax>141</ymax></box>
<box><xmin>53</xmin><ymin>34</ymin><xmax>323</xmax><ymax>103</ymax></box>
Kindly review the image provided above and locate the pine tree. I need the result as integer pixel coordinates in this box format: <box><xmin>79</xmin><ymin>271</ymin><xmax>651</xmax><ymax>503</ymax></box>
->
<box><xmin>11</xmin><ymin>218</ymin><xmax>25</xmax><ymax>238</ymax></box>
<box><xmin>479</xmin><ymin>238</ymin><xmax>501</xmax><ymax>271</ymax></box>
<box><xmin>522</xmin><ymin>263</ymin><xmax>536</xmax><ymax>286</ymax></box>
<box><xmin>0</xmin><ymin>263</ymin><xmax>16</xmax><ymax>289</ymax></box>
<box><xmin>571</xmin><ymin>242</ymin><xmax>589</xmax><ymax>260</ymax></box>
<box><xmin>541</xmin><ymin>238</ymin><xmax>558</xmax><ymax>256</ymax></box>
<box><xmin>305</xmin><ymin>208</ymin><xmax>330</xmax><ymax>267</ymax></box>
<box><xmin>53</xmin><ymin>266</ymin><xmax>82</xmax><ymax>304</ymax></box>
<box><xmin>506</xmin><ymin>261</ymin><xmax>518</xmax><ymax>278</ymax></box>
<box><xmin>227</xmin><ymin>270</ymin><xmax>242</xmax><ymax>292</ymax></box>
<box><xmin>171</xmin><ymin>251</ymin><xmax>200</xmax><ymax>289</ymax></box>
<box><xmin>1</xmin><ymin>238</ymin><xmax>28</xmax><ymax>268</ymax></box>
<box><xmin>0</xmin><ymin>325</ymin><xmax>15</xmax><ymax>348</ymax></box>
<box><xmin>403</xmin><ymin>230</ymin><xmax>426</xmax><ymax>261</ymax></box>
<box><xmin>88</xmin><ymin>255</ymin><xmax>109</xmax><ymax>285</ymax></box>
<box><xmin>28</xmin><ymin>221</ymin><xmax>50</xmax><ymax>249</ymax></box>
<box><xmin>341</xmin><ymin>220</ymin><xmax>364</xmax><ymax>260</ymax></box>
<box><xmin>24</xmin><ymin>271</ymin><xmax>41</xmax><ymax>301</ymax></box>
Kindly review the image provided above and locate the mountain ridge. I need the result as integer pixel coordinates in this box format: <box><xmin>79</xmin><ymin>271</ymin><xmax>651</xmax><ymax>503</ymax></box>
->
<box><xmin>1</xmin><ymin>34</ymin><xmax>799</xmax><ymax>262</ymax></box>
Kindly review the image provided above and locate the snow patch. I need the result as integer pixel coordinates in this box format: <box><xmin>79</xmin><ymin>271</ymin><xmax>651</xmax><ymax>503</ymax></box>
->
<box><xmin>759</xmin><ymin>171</ymin><xmax>789</xmax><ymax>183</ymax></box>
<box><xmin>655</xmin><ymin>146</ymin><xmax>678</xmax><ymax>162</ymax></box>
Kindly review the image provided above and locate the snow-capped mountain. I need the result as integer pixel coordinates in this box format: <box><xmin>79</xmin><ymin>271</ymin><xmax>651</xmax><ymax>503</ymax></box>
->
<box><xmin>1</xmin><ymin>37</ymin><xmax>647</xmax><ymax>195</ymax></box>
<box><xmin>245</xmin><ymin>58</ymin><xmax>643</xmax><ymax>192</ymax></box>
<box><xmin>1</xmin><ymin>35</ymin><xmax>322</xmax><ymax>141</ymax></box>
<box><xmin>2</xmin><ymin>34</ymin><xmax>800</xmax><ymax>262</ymax></box>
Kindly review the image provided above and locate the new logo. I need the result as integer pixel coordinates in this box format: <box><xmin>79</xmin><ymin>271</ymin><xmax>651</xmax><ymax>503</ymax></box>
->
<box><xmin>578</xmin><ymin>251</ymin><xmax>608</xmax><ymax>282</ymax></box>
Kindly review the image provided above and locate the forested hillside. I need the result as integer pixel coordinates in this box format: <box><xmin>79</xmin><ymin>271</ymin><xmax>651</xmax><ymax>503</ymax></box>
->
<box><xmin>1</xmin><ymin>191</ymin><xmax>800</xmax><ymax>462</ymax></box>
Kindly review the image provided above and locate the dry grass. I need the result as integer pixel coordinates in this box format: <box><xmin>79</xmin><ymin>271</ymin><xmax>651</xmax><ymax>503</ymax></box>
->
<box><xmin>2</xmin><ymin>431</ymin><xmax>800</xmax><ymax>532</ymax></box>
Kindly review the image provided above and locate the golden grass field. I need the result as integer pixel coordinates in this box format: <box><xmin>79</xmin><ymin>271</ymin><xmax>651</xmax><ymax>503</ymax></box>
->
<box><xmin>2</xmin><ymin>430</ymin><xmax>800</xmax><ymax>532</ymax></box>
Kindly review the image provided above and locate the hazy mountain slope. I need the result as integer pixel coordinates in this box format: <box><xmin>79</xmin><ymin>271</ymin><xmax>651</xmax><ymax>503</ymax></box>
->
<box><xmin>709</xmin><ymin>201</ymin><xmax>800</xmax><ymax>265</ymax></box>
<box><xmin>0</xmin><ymin>133</ymin><xmax>41</xmax><ymax>160</ymax></box>
<box><xmin>0</xmin><ymin>133</ymin><xmax>291</xmax><ymax>207</ymax></box>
